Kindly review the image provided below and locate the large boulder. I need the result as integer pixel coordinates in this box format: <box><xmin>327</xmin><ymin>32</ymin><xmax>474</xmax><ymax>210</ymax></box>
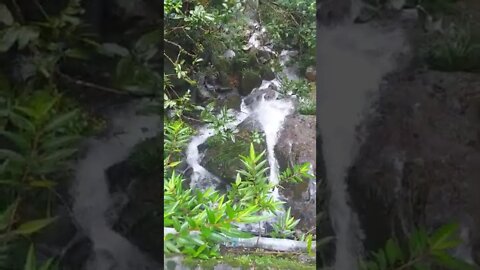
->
<box><xmin>347</xmin><ymin>70</ymin><xmax>480</xmax><ymax>264</ymax></box>
<box><xmin>275</xmin><ymin>114</ymin><xmax>317</xmax><ymax>233</ymax></box>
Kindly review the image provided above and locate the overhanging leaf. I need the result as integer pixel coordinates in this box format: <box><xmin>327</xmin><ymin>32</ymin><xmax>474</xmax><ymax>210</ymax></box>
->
<box><xmin>0</xmin><ymin>4</ymin><xmax>14</xmax><ymax>26</ymax></box>
<box><xmin>13</xmin><ymin>217</ymin><xmax>57</xmax><ymax>235</ymax></box>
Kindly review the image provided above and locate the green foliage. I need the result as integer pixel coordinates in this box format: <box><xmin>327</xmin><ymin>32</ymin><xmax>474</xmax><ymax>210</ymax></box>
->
<box><xmin>259</xmin><ymin>0</ymin><xmax>315</xmax><ymax>69</ymax></box>
<box><xmin>0</xmin><ymin>94</ymin><xmax>79</xmax><ymax>191</ymax></box>
<box><xmin>360</xmin><ymin>223</ymin><xmax>475</xmax><ymax>270</ymax></box>
<box><xmin>228</xmin><ymin>144</ymin><xmax>283</xmax><ymax>214</ymax></box>
<box><xmin>270</xmin><ymin>207</ymin><xmax>300</xmax><ymax>239</ymax></box>
<box><xmin>164</xmin><ymin>119</ymin><xmax>194</xmax><ymax>160</ymax></box>
<box><xmin>164</xmin><ymin>170</ymin><xmax>272</xmax><ymax>259</ymax></box>
<box><xmin>24</xmin><ymin>244</ymin><xmax>58</xmax><ymax>270</ymax></box>
<box><xmin>201</xmin><ymin>104</ymin><xmax>237</xmax><ymax>143</ymax></box>
<box><xmin>424</xmin><ymin>25</ymin><xmax>480</xmax><ymax>72</ymax></box>
<box><xmin>280</xmin><ymin>162</ymin><xmax>314</xmax><ymax>184</ymax></box>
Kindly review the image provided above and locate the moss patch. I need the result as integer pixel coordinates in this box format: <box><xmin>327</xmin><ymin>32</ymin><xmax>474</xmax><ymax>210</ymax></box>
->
<box><xmin>202</xmin><ymin>129</ymin><xmax>265</xmax><ymax>183</ymax></box>
<box><xmin>184</xmin><ymin>252</ymin><xmax>316</xmax><ymax>270</ymax></box>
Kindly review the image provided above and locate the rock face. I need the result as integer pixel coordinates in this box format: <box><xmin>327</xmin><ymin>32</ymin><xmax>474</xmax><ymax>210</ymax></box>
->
<box><xmin>275</xmin><ymin>114</ymin><xmax>317</xmax><ymax>233</ymax></box>
<box><xmin>347</xmin><ymin>70</ymin><xmax>480</xmax><ymax>263</ymax></box>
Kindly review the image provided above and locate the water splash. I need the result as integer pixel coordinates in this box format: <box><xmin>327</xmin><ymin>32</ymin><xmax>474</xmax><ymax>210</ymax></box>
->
<box><xmin>318</xmin><ymin>20</ymin><xmax>408</xmax><ymax>269</ymax></box>
<box><xmin>72</xmin><ymin>100</ymin><xmax>160</xmax><ymax>270</ymax></box>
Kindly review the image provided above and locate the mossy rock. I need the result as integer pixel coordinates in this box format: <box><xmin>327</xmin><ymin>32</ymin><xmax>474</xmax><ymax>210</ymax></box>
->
<box><xmin>127</xmin><ymin>134</ymin><xmax>163</xmax><ymax>178</ymax></box>
<box><xmin>201</xmin><ymin>129</ymin><xmax>265</xmax><ymax>184</ymax></box>
<box><xmin>239</xmin><ymin>69</ymin><xmax>262</xmax><ymax>96</ymax></box>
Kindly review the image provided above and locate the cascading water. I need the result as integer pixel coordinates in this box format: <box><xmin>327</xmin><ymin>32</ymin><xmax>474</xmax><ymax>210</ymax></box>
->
<box><xmin>317</xmin><ymin>3</ymin><xmax>409</xmax><ymax>269</ymax></box>
<box><xmin>72</xmin><ymin>100</ymin><xmax>160</xmax><ymax>270</ymax></box>
<box><xmin>184</xmin><ymin>15</ymin><xmax>298</xmax><ymax>231</ymax></box>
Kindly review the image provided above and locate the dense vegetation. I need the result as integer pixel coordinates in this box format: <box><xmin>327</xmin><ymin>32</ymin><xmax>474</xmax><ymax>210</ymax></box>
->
<box><xmin>0</xmin><ymin>0</ymin><xmax>478</xmax><ymax>268</ymax></box>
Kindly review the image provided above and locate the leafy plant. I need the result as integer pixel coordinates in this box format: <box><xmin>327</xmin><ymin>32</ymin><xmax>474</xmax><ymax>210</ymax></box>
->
<box><xmin>424</xmin><ymin>25</ymin><xmax>480</xmax><ymax>72</ymax></box>
<box><xmin>360</xmin><ymin>223</ymin><xmax>475</xmax><ymax>270</ymax></box>
<box><xmin>23</xmin><ymin>244</ymin><xmax>58</xmax><ymax>270</ymax></box>
<box><xmin>164</xmin><ymin>119</ymin><xmax>194</xmax><ymax>160</ymax></box>
<box><xmin>201</xmin><ymin>104</ymin><xmax>237</xmax><ymax>143</ymax></box>
<box><xmin>270</xmin><ymin>207</ymin><xmax>300</xmax><ymax>239</ymax></box>
<box><xmin>0</xmin><ymin>95</ymin><xmax>80</xmax><ymax>192</ymax></box>
<box><xmin>280</xmin><ymin>162</ymin><xmax>314</xmax><ymax>184</ymax></box>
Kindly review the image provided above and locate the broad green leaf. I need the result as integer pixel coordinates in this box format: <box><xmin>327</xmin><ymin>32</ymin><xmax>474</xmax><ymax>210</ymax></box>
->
<box><xmin>14</xmin><ymin>217</ymin><xmax>57</xmax><ymax>235</ymax></box>
<box><xmin>24</xmin><ymin>244</ymin><xmax>36</xmax><ymax>270</ymax></box>
<box><xmin>0</xmin><ymin>4</ymin><xmax>13</xmax><ymax>26</ymax></box>
<box><xmin>43</xmin><ymin>110</ymin><xmax>78</xmax><ymax>133</ymax></box>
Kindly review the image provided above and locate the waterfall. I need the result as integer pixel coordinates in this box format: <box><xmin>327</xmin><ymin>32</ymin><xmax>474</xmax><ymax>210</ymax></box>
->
<box><xmin>71</xmin><ymin>100</ymin><xmax>160</xmax><ymax>270</ymax></box>
<box><xmin>317</xmin><ymin>15</ymin><xmax>408</xmax><ymax>270</ymax></box>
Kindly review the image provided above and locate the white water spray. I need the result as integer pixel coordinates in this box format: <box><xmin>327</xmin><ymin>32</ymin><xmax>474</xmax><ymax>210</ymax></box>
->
<box><xmin>318</xmin><ymin>15</ymin><xmax>408</xmax><ymax>270</ymax></box>
<box><xmin>72</xmin><ymin>101</ymin><xmax>160</xmax><ymax>270</ymax></box>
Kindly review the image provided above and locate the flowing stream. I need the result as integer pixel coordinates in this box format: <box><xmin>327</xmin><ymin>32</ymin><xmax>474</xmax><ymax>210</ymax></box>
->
<box><xmin>71</xmin><ymin>100</ymin><xmax>160</xmax><ymax>270</ymax></box>
<box><xmin>317</xmin><ymin>5</ymin><xmax>409</xmax><ymax>269</ymax></box>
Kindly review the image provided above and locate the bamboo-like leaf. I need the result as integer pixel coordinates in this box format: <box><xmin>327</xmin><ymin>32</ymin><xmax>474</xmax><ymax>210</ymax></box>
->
<box><xmin>41</xmin><ymin>135</ymin><xmax>81</xmax><ymax>150</ymax></box>
<box><xmin>429</xmin><ymin>222</ymin><xmax>459</xmax><ymax>250</ymax></box>
<box><xmin>24</xmin><ymin>244</ymin><xmax>36</xmax><ymax>270</ymax></box>
<box><xmin>0</xmin><ymin>4</ymin><xmax>14</xmax><ymax>26</ymax></box>
<box><xmin>9</xmin><ymin>112</ymin><xmax>35</xmax><ymax>133</ymax></box>
<box><xmin>0</xmin><ymin>149</ymin><xmax>25</xmax><ymax>162</ymax></box>
<box><xmin>0</xmin><ymin>130</ymin><xmax>30</xmax><ymax>152</ymax></box>
<box><xmin>40</xmin><ymin>148</ymin><xmax>78</xmax><ymax>164</ymax></box>
<box><xmin>14</xmin><ymin>217</ymin><xmax>57</xmax><ymax>235</ymax></box>
<box><xmin>43</xmin><ymin>110</ymin><xmax>78</xmax><ymax>133</ymax></box>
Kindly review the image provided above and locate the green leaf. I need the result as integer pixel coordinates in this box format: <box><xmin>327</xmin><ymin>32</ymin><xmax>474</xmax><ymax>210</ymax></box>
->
<box><xmin>0</xmin><ymin>149</ymin><xmax>25</xmax><ymax>162</ymax></box>
<box><xmin>64</xmin><ymin>48</ymin><xmax>89</xmax><ymax>60</ymax></box>
<box><xmin>41</xmin><ymin>135</ymin><xmax>80</xmax><ymax>150</ymax></box>
<box><xmin>9</xmin><ymin>112</ymin><xmax>35</xmax><ymax>133</ymax></box>
<box><xmin>0</xmin><ymin>27</ymin><xmax>19</xmax><ymax>52</ymax></box>
<box><xmin>165</xmin><ymin>240</ymin><xmax>181</xmax><ymax>253</ymax></box>
<box><xmin>24</xmin><ymin>244</ymin><xmax>36</xmax><ymax>270</ymax></box>
<box><xmin>100</xmin><ymin>43</ymin><xmax>130</xmax><ymax>57</ymax></box>
<box><xmin>429</xmin><ymin>223</ymin><xmax>459</xmax><ymax>250</ymax></box>
<box><xmin>29</xmin><ymin>180</ymin><xmax>57</xmax><ymax>188</ymax></box>
<box><xmin>39</xmin><ymin>258</ymin><xmax>57</xmax><ymax>270</ymax></box>
<box><xmin>40</xmin><ymin>148</ymin><xmax>78</xmax><ymax>164</ymax></box>
<box><xmin>385</xmin><ymin>239</ymin><xmax>403</xmax><ymax>265</ymax></box>
<box><xmin>16</xmin><ymin>26</ymin><xmax>39</xmax><ymax>49</ymax></box>
<box><xmin>14</xmin><ymin>217</ymin><xmax>57</xmax><ymax>235</ymax></box>
<box><xmin>43</xmin><ymin>110</ymin><xmax>78</xmax><ymax>133</ymax></box>
<box><xmin>431</xmin><ymin>250</ymin><xmax>475</xmax><ymax>270</ymax></box>
<box><xmin>0</xmin><ymin>5</ymin><xmax>13</xmax><ymax>26</ymax></box>
<box><xmin>0</xmin><ymin>201</ymin><xmax>18</xmax><ymax>231</ymax></box>
<box><xmin>0</xmin><ymin>131</ymin><xmax>30</xmax><ymax>152</ymax></box>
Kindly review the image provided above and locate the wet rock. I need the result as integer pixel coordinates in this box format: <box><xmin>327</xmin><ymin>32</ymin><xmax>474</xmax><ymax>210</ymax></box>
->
<box><xmin>317</xmin><ymin>0</ymin><xmax>352</xmax><ymax>26</ymax></box>
<box><xmin>202</xmin><ymin>130</ymin><xmax>264</xmax><ymax>184</ymax></box>
<box><xmin>347</xmin><ymin>70</ymin><xmax>480</xmax><ymax>258</ymax></box>
<box><xmin>60</xmin><ymin>237</ymin><xmax>93</xmax><ymax>270</ymax></box>
<box><xmin>305</xmin><ymin>66</ymin><xmax>316</xmax><ymax>82</ymax></box>
<box><xmin>217</xmin><ymin>91</ymin><xmax>242</xmax><ymax>110</ymax></box>
<box><xmin>274</xmin><ymin>114</ymin><xmax>316</xmax><ymax>232</ymax></box>
<box><xmin>239</xmin><ymin>70</ymin><xmax>263</xmax><ymax>96</ymax></box>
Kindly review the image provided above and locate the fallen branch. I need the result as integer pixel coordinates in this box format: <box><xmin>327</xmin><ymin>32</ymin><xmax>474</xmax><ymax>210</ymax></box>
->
<box><xmin>57</xmin><ymin>71</ymin><xmax>156</xmax><ymax>97</ymax></box>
